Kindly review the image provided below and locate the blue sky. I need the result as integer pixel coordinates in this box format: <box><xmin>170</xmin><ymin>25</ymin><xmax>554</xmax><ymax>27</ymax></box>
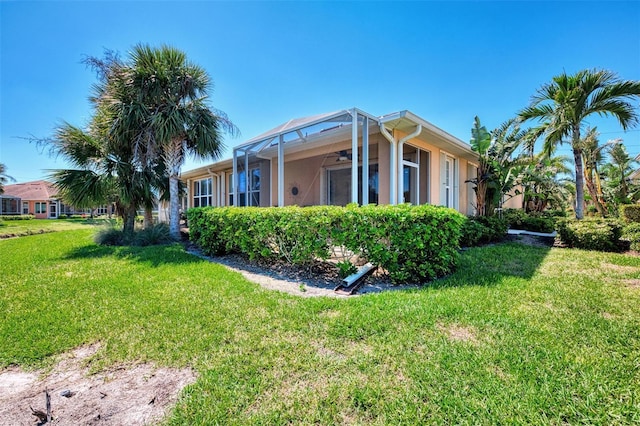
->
<box><xmin>1</xmin><ymin>0</ymin><xmax>639</xmax><ymax>183</ymax></box>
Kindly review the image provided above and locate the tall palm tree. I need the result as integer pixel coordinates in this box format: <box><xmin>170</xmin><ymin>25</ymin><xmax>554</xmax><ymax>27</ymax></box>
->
<box><xmin>519</xmin><ymin>69</ymin><xmax>640</xmax><ymax>219</ymax></box>
<box><xmin>106</xmin><ymin>44</ymin><xmax>237</xmax><ymax>239</ymax></box>
<box><xmin>0</xmin><ymin>163</ymin><xmax>15</xmax><ymax>194</ymax></box>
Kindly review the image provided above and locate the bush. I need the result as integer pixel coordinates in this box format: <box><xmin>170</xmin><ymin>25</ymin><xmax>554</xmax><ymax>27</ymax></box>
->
<box><xmin>459</xmin><ymin>217</ymin><xmax>505</xmax><ymax>247</ymax></box>
<box><xmin>622</xmin><ymin>222</ymin><xmax>640</xmax><ymax>251</ymax></box>
<box><xmin>620</xmin><ymin>205</ymin><xmax>640</xmax><ymax>223</ymax></box>
<box><xmin>502</xmin><ymin>209</ymin><xmax>557</xmax><ymax>233</ymax></box>
<box><xmin>556</xmin><ymin>218</ymin><xmax>623</xmax><ymax>251</ymax></box>
<box><xmin>94</xmin><ymin>223</ymin><xmax>174</xmax><ymax>246</ymax></box>
<box><xmin>187</xmin><ymin>204</ymin><xmax>466</xmax><ymax>284</ymax></box>
<box><xmin>94</xmin><ymin>226</ymin><xmax>127</xmax><ymax>246</ymax></box>
<box><xmin>132</xmin><ymin>223</ymin><xmax>173</xmax><ymax>246</ymax></box>
<box><xmin>0</xmin><ymin>214</ymin><xmax>34</xmax><ymax>221</ymax></box>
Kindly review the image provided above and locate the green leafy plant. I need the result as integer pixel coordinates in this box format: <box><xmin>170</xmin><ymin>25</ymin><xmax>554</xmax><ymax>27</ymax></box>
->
<box><xmin>556</xmin><ymin>218</ymin><xmax>623</xmax><ymax>251</ymax></box>
<box><xmin>336</xmin><ymin>260</ymin><xmax>358</xmax><ymax>279</ymax></box>
<box><xmin>620</xmin><ymin>205</ymin><xmax>640</xmax><ymax>223</ymax></box>
<box><xmin>187</xmin><ymin>204</ymin><xmax>466</xmax><ymax>284</ymax></box>
<box><xmin>0</xmin><ymin>215</ymin><xmax>34</xmax><ymax>221</ymax></box>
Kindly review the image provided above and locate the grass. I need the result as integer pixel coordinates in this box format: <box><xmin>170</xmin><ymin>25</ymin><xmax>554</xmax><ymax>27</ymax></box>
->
<box><xmin>1</xmin><ymin>229</ymin><xmax>639</xmax><ymax>424</ymax></box>
<box><xmin>0</xmin><ymin>218</ymin><xmax>105</xmax><ymax>238</ymax></box>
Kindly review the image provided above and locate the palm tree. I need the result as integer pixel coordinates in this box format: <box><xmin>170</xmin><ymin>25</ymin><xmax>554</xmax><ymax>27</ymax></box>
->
<box><xmin>105</xmin><ymin>44</ymin><xmax>237</xmax><ymax>239</ymax></box>
<box><xmin>602</xmin><ymin>141</ymin><xmax>639</xmax><ymax>208</ymax></box>
<box><xmin>520</xmin><ymin>153</ymin><xmax>572</xmax><ymax>213</ymax></box>
<box><xmin>519</xmin><ymin>69</ymin><xmax>640</xmax><ymax>219</ymax></box>
<box><xmin>47</xmin><ymin>53</ymin><xmax>158</xmax><ymax>235</ymax></box>
<box><xmin>0</xmin><ymin>163</ymin><xmax>15</xmax><ymax>194</ymax></box>
<box><xmin>580</xmin><ymin>128</ymin><xmax>609</xmax><ymax>215</ymax></box>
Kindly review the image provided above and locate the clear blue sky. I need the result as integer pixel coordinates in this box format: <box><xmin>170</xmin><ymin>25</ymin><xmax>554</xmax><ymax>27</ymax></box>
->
<box><xmin>1</xmin><ymin>1</ymin><xmax>639</xmax><ymax>183</ymax></box>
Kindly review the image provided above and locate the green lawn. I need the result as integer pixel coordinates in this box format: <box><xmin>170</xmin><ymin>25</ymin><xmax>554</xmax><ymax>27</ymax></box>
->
<box><xmin>1</xmin><ymin>229</ymin><xmax>639</xmax><ymax>424</ymax></box>
<box><xmin>0</xmin><ymin>218</ymin><xmax>105</xmax><ymax>237</ymax></box>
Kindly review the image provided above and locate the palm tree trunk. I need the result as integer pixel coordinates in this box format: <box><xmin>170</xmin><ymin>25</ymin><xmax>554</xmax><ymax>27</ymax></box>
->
<box><xmin>144</xmin><ymin>206</ymin><xmax>154</xmax><ymax>228</ymax></box>
<box><xmin>584</xmin><ymin>174</ymin><xmax>607</xmax><ymax>216</ymax></box>
<box><xmin>573</xmin><ymin>128</ymin><xmax>585</xmax><ymax>219</ymax></box>
<box><xmin>123</xmin><ymin>204</ymin><xmax>137</xmax><ymax>235</ymax></box>
<box><xmin>166</xmin><ymin>138</ymin><xmax>183</xmax><ymax>240</ymax></box>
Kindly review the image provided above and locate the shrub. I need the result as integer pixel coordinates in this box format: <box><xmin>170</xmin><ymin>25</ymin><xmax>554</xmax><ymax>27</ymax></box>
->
<box><xmin>132</xmin><ymin>223</ymin><xmax>173</xmax><ymax>246</ymax></box>
<box><xmin>187</xmin><ymin>204</ymin><xmax>466</xmax><ymax>284</ymax></box>
<box><xmin>460</xmin><ymin>218</ymin><xmax>492</xmax><ymax>247</ymax></box>
<box><xmin>94</xmin><ymin>226</ymin><xmax>127</xmax><ymax>246</ymax></box>
<box><xmin>502</xmin><ymin>209</ymin><xmax>557</xmax><ymax>233</ymax></box>
<box><xmin>622</xmin><ymin>222</ymin><xmax>640</xmax><ymax>251</ymax></box>
<box><xmin>556</xmin><ymin>218</ymin><xmax>623</xmax><ymax>251</ymax></box>
<box><xmin>620</xmin><ymin>205</ymin><xmax>640</xmax><ymax>223</ymax></box>
<box><xmin>94</xmin><ymin>223</ymin><xmax>174</xmax><ymax>246</ymax></box>
<box><xmin>0</xmin><ymin>214</ymin><xmax>34</xmax><ymax>221</ymax></box>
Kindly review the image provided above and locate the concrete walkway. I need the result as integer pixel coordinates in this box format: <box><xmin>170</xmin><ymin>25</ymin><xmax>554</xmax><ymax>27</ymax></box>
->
<box><xmin>507</xmin><ymin>229</ymin><xmax>557</xmax><ymax>237</ymax></box>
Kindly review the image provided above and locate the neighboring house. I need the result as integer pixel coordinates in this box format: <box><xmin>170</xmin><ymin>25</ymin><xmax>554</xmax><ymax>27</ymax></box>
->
<box><xmin>0</xmin><ymin>180</ymin><xmax>109</xmax><ymax>218</ymax></box>
<box><xmin>181</xmin><ymin>108</ymin><xmax>519</xmax><ymax>214</ymax></box>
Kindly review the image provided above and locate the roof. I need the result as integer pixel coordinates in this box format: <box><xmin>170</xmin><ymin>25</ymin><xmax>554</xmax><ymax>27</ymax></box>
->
<box><xmin>2</xmin><ymin>180</ymin><xmax>58</xmax><ymax>200</ymax></box>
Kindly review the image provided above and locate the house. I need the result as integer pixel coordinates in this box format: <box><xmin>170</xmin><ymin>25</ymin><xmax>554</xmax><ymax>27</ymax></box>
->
<box><xmin>0</xmin><ymin>180</ymin><xmax>108</xmax><ymax>218</ymax></box>
<box><xmin>181</xmin><ymin>108</ymin><xmax>500</xmax><ymax>215</ymax></box>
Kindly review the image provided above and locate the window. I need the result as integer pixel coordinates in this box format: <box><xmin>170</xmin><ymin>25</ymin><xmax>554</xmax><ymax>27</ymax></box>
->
<box><xmin>22</xmin><ymin>202</ymin><xmax>29</xmax><ymax>214</ymax></box>
<box><xmin>231</xmin><ymin>168</ymin><xmax>260</xmax><ymax>206</ymax></box>
<box><xmin>35</xmin><ymin>202</ymin><xmax>46</xmax><ymax>214</ymax></box>
<box><xmin>1</xmin><ymin>198</ymin><xmax>19</xmax><ymax>214</ymax></box>
<box><xmin>193</xmin><ymin>178</ymin><xmax>213</xmax><ymax>207</ymax></box>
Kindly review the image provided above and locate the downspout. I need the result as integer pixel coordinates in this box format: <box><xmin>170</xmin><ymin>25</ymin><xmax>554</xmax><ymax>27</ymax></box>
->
<box><xmin>379</xmin><ymin>125</ymin><xmax>397</xmax><ymax>205</ymax></box>
<box><xmin>207</xmin><ymin>168</ymin><xmax>219</xmax><ymax>206</ymax></box>
<box><xmin>396</xmin><ymin>124</ymin><xmax>422</xmax><ymax>204</ymax></box>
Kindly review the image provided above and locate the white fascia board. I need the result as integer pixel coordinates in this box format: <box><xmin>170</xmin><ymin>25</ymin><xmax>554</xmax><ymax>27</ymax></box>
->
<box><xmin>382</xmin><ymin>110</ymin><xmax>475</xmax><ymax>159</ymax></box>
<box><xmin>180</xmin><ymin>158</ymin><xmax>233</xmax><ymax>179</ymax></box>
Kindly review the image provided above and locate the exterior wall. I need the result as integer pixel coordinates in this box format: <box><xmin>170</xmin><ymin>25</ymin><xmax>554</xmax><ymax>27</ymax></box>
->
<box><xmin>182</xmin><ymin>127</ymin><xmax>479</xmax><ymax>215</ymax></box>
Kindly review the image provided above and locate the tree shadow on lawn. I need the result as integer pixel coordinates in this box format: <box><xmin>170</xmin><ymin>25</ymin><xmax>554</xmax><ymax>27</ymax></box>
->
<box><xmin>62</xmin><ymin>242</ymin><xmax>206</xmax><ymax>267</ymax></box>
<box><xmin>431</xmin><ymin>240</ymin><xmax>553</xmax><ymax>289</ymax></box>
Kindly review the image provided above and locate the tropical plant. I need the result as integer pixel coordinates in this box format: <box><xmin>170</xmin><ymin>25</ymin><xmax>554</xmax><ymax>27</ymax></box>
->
<box><xmin>46</xmin><ymin>53</ymin><xmax>157</xmax><ymax>235</ymax></box>
<box><xmin>103</xmin><ymin>44</ymin><xmax>237</xmax><ymax>239</ymax></box>
<box><xmin>519</xmin><ymin>68</ymin><xmax>640</xmax><ymax>219</ymax></box>
<box><xmin>601</xmin><ymin>141</ymin><xmax>639</xmax><ymax>209</ymax></box>
<box><xmin>467</xmin><ymin>117</ymin><xmax>529</xmax><ymax>216</ymax></box>
<box><xmin>520</xmin><ymin>153</ymin><xmax>572</xmax><ymax>213</ymax></box>
<box><xmin>0</xmin><ymin>163</ymin><xmax>15</xmax><ymax>194</ymax></box>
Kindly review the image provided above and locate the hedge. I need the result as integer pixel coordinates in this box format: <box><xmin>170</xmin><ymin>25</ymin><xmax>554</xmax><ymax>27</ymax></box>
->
<box><xmin>460</xmin><ymin>216</ymin><xmax>508</xmax><ymax>247</ymax></box>
<box><xmin>0</xmin><ymin>215</ymin><xmax>34</xmax><ymax>221</ymax></box>
<box><xmin>187</xmin><ymin>204</ymin><xmax>466</xmax><ymax>284</ymax></box>
<box><xmin>502</xmin><ymin>209</ymin><xmax>556</xmax><ymax>233</ymax></box>
<box><xmin>556</xmin><ymin>218</ymin><xmax>623</xmax><ymax>252</ymax></box>
<box><xmin>620</xmin><ymin>205</ymin><xmax>640</xmax><ymax>223</ymax></box>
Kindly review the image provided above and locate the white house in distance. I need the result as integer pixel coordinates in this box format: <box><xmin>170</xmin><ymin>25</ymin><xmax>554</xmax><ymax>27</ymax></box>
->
<box><xmin>180</xmin><ymin>107</ymin><xmax>520</xmax><ymax>214</ymax></box>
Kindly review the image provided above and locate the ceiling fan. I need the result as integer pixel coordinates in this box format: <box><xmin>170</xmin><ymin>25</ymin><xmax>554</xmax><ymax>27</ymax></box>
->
<box><xmin>333</xmin><ymin>150</ymin><xmax>352</xmax><ymax>162</ymax></box>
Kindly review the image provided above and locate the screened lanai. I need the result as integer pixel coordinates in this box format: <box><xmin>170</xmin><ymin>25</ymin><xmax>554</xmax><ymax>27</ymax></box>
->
<box><xmin>182</xmin><ymin>107</ymin><xmax>481</xmax><ymax>214</ymax></box>
<box><xmin>232</xmin><ymin>108</ymin><xmax>381</xmax><ymax>207</ymax></box>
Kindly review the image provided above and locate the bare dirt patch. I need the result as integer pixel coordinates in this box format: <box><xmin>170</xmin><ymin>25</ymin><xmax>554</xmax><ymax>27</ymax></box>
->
<box><xmin>0</xmin><ymin>344</ymin><xmax>196</xmax><ymax>425</ymax></box>
<box><xmin>437</xmin><ymin>322</ymin><xmax>479</xmax><ymax>345</ymax></box>
<box><xmin>622</xmin><ymin>279</ymin><xmax>640</xmax><ymax>289</ymax></box>
<box><xmin>601</xmin><ymin>263</ymin><xmax>639</xmax><ymax>273</ymax></box>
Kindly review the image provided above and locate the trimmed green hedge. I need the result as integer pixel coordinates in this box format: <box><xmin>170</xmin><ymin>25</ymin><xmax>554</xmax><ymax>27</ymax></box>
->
<box><xmin>620</xmin><ymin>205</ymin><xmax>640</xmax><ymax>223</ymax></box>
<box><xmin>0</xmin><ymin>214</ymin><xmax>34</xmax><ymax>221</ymax></box>
<box><xmin>556</xmin><ymin>218</ymin><xmax>623</xmax><ymax>252</ymax></box>
<box><xmin>622</xmin><ymin>222</ymin><xmax>640</xmax><ymax>251</ymax></box>
<box><xmin>502</xmin><ymin>209</ymin><xmax>557</xmax><ymax>233</ymax></box>
<box><xmin>187</xmin><ymin>204</ymin><xmax>466</xmax><ymax>284</ymax></box>
<box><xmin>459</xmin><ymin>216</ymin><xmax>508</xmax><ymax>247</ymax></box>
